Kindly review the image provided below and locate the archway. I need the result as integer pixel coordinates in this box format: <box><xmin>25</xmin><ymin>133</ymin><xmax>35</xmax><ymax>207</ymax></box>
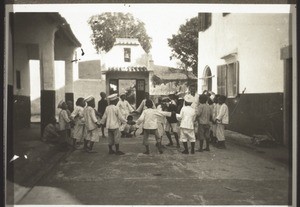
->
<box><xmin>202</xmin><ymin>66</ymin><xmax>212</xmax><ymax>91</ymax></box>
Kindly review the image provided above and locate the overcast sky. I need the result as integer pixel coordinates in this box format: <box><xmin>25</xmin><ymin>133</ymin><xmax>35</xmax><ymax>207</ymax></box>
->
<box><xmin>9</xmin><ymin>4</ymin><xmax>293</xmax><ymax>68</ymax></box>
<box><xmin>60</xmin><ymin>4</ymin><xmax>201</xmax><ymax>67</ymax></box>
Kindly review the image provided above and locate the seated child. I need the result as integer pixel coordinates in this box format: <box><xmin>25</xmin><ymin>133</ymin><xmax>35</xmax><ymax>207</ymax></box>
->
<box><xmin>42</xmin><ymin>116</ymin><xmax>60</xmax><ymax>143</ymax></box>
<box><xmin>123</xmin><ymin>115</ymin><xmax>138</xmax><ymax>137</ymax></box>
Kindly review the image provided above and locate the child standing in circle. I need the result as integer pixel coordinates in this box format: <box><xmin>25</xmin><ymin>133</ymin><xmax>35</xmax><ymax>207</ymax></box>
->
<box><xmin>99</xmin><ymin>94</ymin><xmax>128</xmax><ymax>155</ymax></box>
<box><xmin>136</xmin><ymin>100</ymin><xmax>172</xmax><ymax>154</ymax></box>
<box><xmin>215</xmin><ymin>95</ymin><xmax>229</xmax><ymax>149</ymax></box>
<box><xmin>97</xmin><ymin>92</ymin><xmax>108</xmax><ymax>138</ymax></box>
<box><xmin>70</xmin><ymin>97</ymin><xmax>86</xmax><ymax>149</ymax></box>
<box><xmin>83</xmin><ymin>96</ymin><xmax>101</xmax><ymax>153</ymax></box>
<box><xmin>196</xmin><ymin>94</ymin><xmax>212</xmax><ymax>152</ymax></box>
<box><xmin>177</xmin><ymin>94</ymin><xmax>197</xmax><ymax>154</ymax></box>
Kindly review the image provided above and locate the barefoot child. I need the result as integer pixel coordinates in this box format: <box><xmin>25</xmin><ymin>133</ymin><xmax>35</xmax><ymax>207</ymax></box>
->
<box><xmin>196</xmin><ymin>94</ymin><xmax>212</xmax><ymax>152</ymax></box>
<box><xmin>165</xmin><ymin>100</ymin><xmax>180</xmax><ymax>148</ymax></box>
<box><xmin>176</xmin><ymin>94</ymin><xmax>197</xmax><ymax>154</ymax></box>
<box><xmin>70</xmin><ymin>97</ymin><xmax>86</xmax><ymax>149</ymax></box>
<box><xmin>99</xmin><ymin>94</ymin><xmax>128</xmax><ymax>155</ymax></box>
<box><xmin>136</xmin><ymin>100</ymin><xmax>172</xmax><ymax>154</ymax></box>
<box><xmin>215</xmin><ymin>95</ymin><xmax>229</xmax><ymax>149</ymax></box>
<box><xmin>97</xmin><ymin>92</ymin><xmax>108</xmax><ymax>138</ymax></box>
<box><xmin>83</xmin><ymin>96</ymin><xmax>101</xmax><ymax>152</ymax></box>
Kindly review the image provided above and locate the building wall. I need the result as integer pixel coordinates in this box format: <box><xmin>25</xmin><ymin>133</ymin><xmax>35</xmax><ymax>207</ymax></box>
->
<box><xmin>73</xmin><ymin>79</ymin><xmax>106</xmax><ymax>106</ymax></box>
<box><xmin>78</xmin><ymin>60</ymin><xmax>102</xmax><ymax>79</ymax></box>
<box><xmin>198</xmin><ymin>13</ymin><xmax>290</xmax><ymax>94</ymax></box>
<box><xmin>104</xmin><ymin>44</ymin><xmax>149</xmax><ymax>68</ymax></box>
<box><xmin>197</xmin><ymin>13</ymin><xmax>291</xmax><ymax>144</ymax></box>
<box><xmin>13</xmin><ymin>43</ymin><xmax>31</xmax><ymax>128</ymax></box>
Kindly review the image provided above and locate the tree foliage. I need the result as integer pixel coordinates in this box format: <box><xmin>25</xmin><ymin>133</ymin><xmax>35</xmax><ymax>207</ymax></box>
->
<box><xmin>168</xmin><ymin>16</ymin><xmax>198</xmax><ymax>76</ymax></box>
<box><xmin>88</xmin><ymin>12</ymin><xmax>152</xmax><ymax>53</ymax></box>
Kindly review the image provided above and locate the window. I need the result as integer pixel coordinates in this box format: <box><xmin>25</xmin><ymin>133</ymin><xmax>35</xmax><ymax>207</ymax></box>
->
<box><xmin>124</xmin><ymin>48</ymin><xmax>131</xmax><ymax>62</ymax></box>
<box><xmin>16</xmin><ymin>70</ymin><xmax>21</xmax><ymax>89</ymax></box>
<box><xmin>198</xmin><ymin>13</ymin><xmax>212</xmax><ymax>32</ymax></box>
<box><xmin>222</xmin><ymin>13</ymin><xmax>230</xmax><ymax>17</ymax></box>
<box><xmin>217</xmin><ymin>61</ymin><xmax>239</xmax><ymax>97</ymax></box>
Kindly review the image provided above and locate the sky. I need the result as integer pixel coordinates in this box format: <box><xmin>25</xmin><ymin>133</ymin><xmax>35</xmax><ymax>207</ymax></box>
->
<box><xmin>59</xmin><ymin>4</ymin><xmax>201</xmax><ymax>67</ymax></box>
<box><xmin>9</xmin><ymin>3</ymin><xmax>293</xmax><ymax>68</ymax></box>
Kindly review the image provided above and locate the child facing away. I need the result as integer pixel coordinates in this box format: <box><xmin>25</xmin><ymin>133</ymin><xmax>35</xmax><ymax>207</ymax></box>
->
<box><xmin>165</xmin><ymin>100</ymin><xmax>180</xmax><ymax>148</ymax></box>
<box><xmin>176</xmin><ymin>94</ymin><xmax>197</xmax><ymax>154</ymax></box>
<box><xmin>58</xmin><ymin>100</ymin><xmax>72</xmax><ymax>150</ymax></box>
<box><xmin>70</xmin><ymin>97</ymin><xmax>86</xmax><ymax>149</ymax></box>
<box><xmin>196</xmin><ymin>94</ymin><xmax>212</xmax><ymax>152</ymax></box>
<box><xmin>99</xmin><ymin>94</ymin><xmax>128</xmax><ymax>155</ymax></box>
<box><xmin>215</xmin><ymin>95</ymin><xmax>229</xmax><ymax>149</ymax></box>
<box><xmin>83</xmin><ymin>96</ymin><xmax>101</xmax><ymax>153</ymax></box>
<box><xmin>42</xmin><ymin>116</ymin><xmax>60</xmax><ymax>143</ymax></box>
<box><xmin>156</xmin><ymin>97</ymin><xmax>170</xmax><ymax>147</ymax></box>
<box><xmin>211</xmin><ymin>94</ymin><xmax>220</xmax><ymax>144</ymax></box>
<box><xmin>97</xmin><ymin>92</ymin><xmax>108</xmax><ymax>138</ymax></box>
<box><xmin>136</xmin><ymin>100</ymin><xmax>172</xmax><ymax>154</ymax></box>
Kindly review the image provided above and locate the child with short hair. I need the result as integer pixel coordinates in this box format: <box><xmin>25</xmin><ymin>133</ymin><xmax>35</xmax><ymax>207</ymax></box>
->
<box><xmin>196</xmin><ymin>94</ymin><xmax>212</xmax><ymax>152</ymax></box>
<box><xmin>165</xmin><ymin>101</ymin><xmax>180</xmax><ymax>148</ymax></box>
<box><xmin>100</xmin><ymin>94</ymin><xmax>128</xmax><ymax>155</ymax></box>
<box><xmin>215</xmin><ymin>95</ymin><xmax>229</xmax><ymax>149</ymax></box>
<box><xmin>176</xmin><ymin>94</ymin><xmax>197</xmax><ymax>154</ymax></box>
<box><xmin>42</xmin><ymin>116</ymin><xmax>59</xmax><ymax>143</ymax></box>
<box><xmin>70</xmin><ymin>97</ymin><xmax>86</xmax><ymax>149</ymax></box>
<box><xmin>97</xmin><ymin>92</ymin><xmax>108</xmax><ymax>138</ymax></box>
<box><xmin>117</xmin><ymin>93</ymin><xmax>135</xmax><ymax>137</ymax></box>
<box><xmin>123</xmin><ymin>115</ymin><xmax>138</xmax><ymax>137</ymax></box>
<box><xmin>58</xmin><ymin>100</ymin><xmax>72</xmax><ymax>150</ymax></box>
<box><xmin>83</xmin><ymin>96</ymin><xmax>101</xmax><ymax>153</ymax></box>
<box><xmin>211</xmin><ymin>94</ymin><xmax>220</xmax><ymax>144</ymax></box>
<box><xmin>136</xmin><ymin>100</ymin><xmax>172</xmax><ymax>154</ymax></box>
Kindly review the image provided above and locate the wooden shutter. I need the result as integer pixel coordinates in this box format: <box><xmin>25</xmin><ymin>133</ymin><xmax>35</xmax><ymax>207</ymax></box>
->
<box><xmin>217</xmin><ymin>64</ymin><xmax>227</xmax><ymax>95</ymax></box>
<box><xmin>233</xmin><ymin>61</ymin><xmax>239</xmax><ymax>96</ymax></box>
<box><xmin>198</xmin><ymin>13</ymin><xmax>204</xmax><ymax>32</ymax></box>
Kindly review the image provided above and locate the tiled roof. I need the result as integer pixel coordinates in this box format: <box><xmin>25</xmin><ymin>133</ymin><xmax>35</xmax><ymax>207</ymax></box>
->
<box><xmin>152</xmin><ymin>65</ymin><xmax>197</xmax><ymax>80</ymax></box>
<box><xmin>106</xmin><ymin>66</ymin><xmax>148</xmax><ymax>72</ymax></box>
<box><xmin>114</xmin><ymin>38</ymin><xmax>140</xmax><ymax>46</ymax></box>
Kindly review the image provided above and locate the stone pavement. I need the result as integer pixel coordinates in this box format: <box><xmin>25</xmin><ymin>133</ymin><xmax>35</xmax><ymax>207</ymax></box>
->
<box><xmin>6</xmin><ymin>124</ymin><xmax>291</xmax><ymax>205</ymax></box>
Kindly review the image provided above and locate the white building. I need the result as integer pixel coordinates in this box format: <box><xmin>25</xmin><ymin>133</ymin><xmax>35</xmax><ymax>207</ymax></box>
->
<box><xmin>197</xmin><ymin>13</ymin><xmax>292</xmax><ymax>146</ymax></box>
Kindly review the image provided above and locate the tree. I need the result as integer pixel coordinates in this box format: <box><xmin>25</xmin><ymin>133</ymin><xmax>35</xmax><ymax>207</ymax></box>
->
<box><xmin>168</xmin><ymin>16</ymin><xmax>198</xmax><ymax>76</ymax></box>
<box><xmin>88</xmin><ymin>12</ymin><xmax>152</xmax><ymax>53</ymax></box>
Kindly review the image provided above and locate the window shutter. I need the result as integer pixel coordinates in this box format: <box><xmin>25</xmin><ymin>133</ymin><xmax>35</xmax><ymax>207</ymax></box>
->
<box><xmin>221</xmin><ymin>64</ymin><xmax>227</xmax><ymax>96</ymax></box>
<box><xmin>198</xmin><ymin>13</ymin><xmax>204</xmax><ymax>32</ymax></box>
<box><xmin>217</xmin><ymin>65</ymin><xmax>222</xmax><ymax>95</ymax></box>
<box><xmin>217</xmin><ymin>64</ymin><xmax>227</xmax><ymax>95</ymax></box>
<box><xmin>234</xmin><ymin>61</ymin><xmax>239</xmax><ymax>96</ymax></box>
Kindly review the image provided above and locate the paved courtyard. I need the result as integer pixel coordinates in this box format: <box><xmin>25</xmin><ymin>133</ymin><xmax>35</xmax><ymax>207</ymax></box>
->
<box><xmin>17</xmin><ymin>129</ymin><xmax>291</xmax><ymax>205</ymax></box>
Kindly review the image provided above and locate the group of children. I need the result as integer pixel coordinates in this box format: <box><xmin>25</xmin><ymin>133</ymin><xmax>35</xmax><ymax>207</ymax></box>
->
<box><xmin>42</xmin><ymin>86</ymin><xmax>229</xmax><ymax>155</ymax></box>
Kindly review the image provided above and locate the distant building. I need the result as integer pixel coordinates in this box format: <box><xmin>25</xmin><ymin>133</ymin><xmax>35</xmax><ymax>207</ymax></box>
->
<box><xmin>100</xmin><ymin>38</ymin><xmax>196</xmax><ymax>108</ymax></box>
<box><xmin>197</xmin><ymin>13</ymin><xmax>292</xmax><ymax>146</ymax></box>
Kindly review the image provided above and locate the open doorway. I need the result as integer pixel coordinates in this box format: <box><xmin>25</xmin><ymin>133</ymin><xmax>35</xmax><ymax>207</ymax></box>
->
<box><xmin>29</xmin><ymin>60</ymin><xmax>41</xmax><ymax>123</ymax></box>
<box><xmin>119</xmin><ymin>79</ymin><xmax>137</xmax><ymax>109</ymax></box>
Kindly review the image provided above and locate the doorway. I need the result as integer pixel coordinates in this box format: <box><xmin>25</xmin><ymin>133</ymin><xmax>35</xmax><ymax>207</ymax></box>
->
<box><xmin>119</xmin><ymin>79</ymin><xmax>137</xmax><ymax>109</ymax></box>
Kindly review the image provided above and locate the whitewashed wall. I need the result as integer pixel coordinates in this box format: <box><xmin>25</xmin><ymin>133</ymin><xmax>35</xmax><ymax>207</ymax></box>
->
<box><xmin>198</xmin><ymin>13</ymin><xmax>290</xmax><ymax>94</ymax></box>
